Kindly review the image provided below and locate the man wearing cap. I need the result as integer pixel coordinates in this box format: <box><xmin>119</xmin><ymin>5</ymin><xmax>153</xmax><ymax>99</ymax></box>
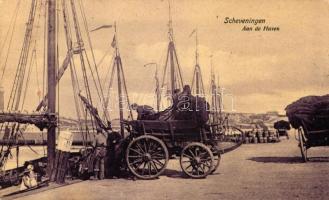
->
<box><xmin>92</xmin><ymin>127</ymin><xmax>107</xmax><ymax>180</ymax></box>
<box><xmin>131</xmin><ymin>103</ymin><xmax>156</xmax><ymax>120</ymax></box>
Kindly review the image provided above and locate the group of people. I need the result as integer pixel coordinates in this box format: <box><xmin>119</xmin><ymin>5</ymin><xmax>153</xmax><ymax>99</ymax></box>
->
<box><xmin>19</xmin><ymin>127</ymin><xmax>116</xmax><ymax>191</ymax></box>
<box><xmin>84</xmin><ymin>127</ymin><xmax>122</xmax><ymax>180</ymax></box>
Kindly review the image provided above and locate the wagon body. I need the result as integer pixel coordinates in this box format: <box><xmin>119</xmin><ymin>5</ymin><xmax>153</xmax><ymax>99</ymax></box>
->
<box><xmin>296</xmin><ymin>114</ymin><xmax>329</xmax><ymax>162</ymax></box>
<box><xmin>299</xmin><ymin>115</ymin><xmax>329</xmax><ymax>146</ymax></box>
<box><xmin>127</xmin><ymin>120</ymin><xmax>217</xmax><ymax>146</ymax></box>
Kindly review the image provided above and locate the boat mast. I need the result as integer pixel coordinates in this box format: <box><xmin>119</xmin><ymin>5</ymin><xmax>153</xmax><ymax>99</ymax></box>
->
<box><xmin>195</xmin><ymin>30</ymin><xmax>199</xmax><ymax>95</ymax></box>
<box><xmin>161</xmin><ymin>0</ymin><xmax>184</xmax><ymax>100</ymax></box>
<box><xmin>191</xmin><ymin>29</ymin><xmax>205</xmax><ymax>96</ymax></box>
<box><xmin>210</xmin><ymin>56</ymin><xmax>218</xmax><ymax>124</ymax></box>
<box><xmin>168</xmin><ymin>2</ymin><xmax>175</xmax><ymax>95</ymax></box>
<box><xmin>114</xmin><ymin>24</ymin><xmax>124</xmax><ymax>136</ymax></box>
<box><xmin>113</xmin><ymin>23</ymin><xmax>133</xmax><ymax>137</ymax></box>
<box><xmin>47</xmin><ymin>0</ymin><xmax>57</xmax><ymax>174</ymax></box>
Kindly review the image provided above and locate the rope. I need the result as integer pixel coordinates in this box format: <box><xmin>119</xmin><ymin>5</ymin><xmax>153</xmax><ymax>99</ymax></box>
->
<box><xmin>18</xmin><ymin>130</ymin><xmax>39</xmax><ymax>155</ymax></box>
<box><xmin>61</xmin><ymin>0</ymin><xmax>85</xmax><ymax>145</ymax></box>
<box><xmin>0</xmin><ymin>0</ymin><xmax>22</xmax><ymax>81</ymax></box>
<box><xmin>69</xmin><ymin>0</ymin><xmax>93</xmax><ymax>105</ymax></box>
<box><xmin>20</xmin><ymin>50</ymin><xmax>35</xmax><ymax>110</ymax></box>
<box><xmin>117</xmin><ymin>57</ymin><xmax>134</xmax><ymax>119</ymax></box>
<box><xmin>62</xmin><ymin>1</ymin><xmax>94</xmax><ymax>146</ymax></box>
<box><xmin>7</xmin><ymin>0</ymin><xmax>38</xmax><ymax>111</ymax></box>
<box><xmin>77</xmin><ymin>0</ymin><xmax>109</xmax><ymax>122</ymax></box>
<box><xmin>97</xmin><ymin>47</ymin><xmax>113</xmax><ymax>73</ymax></box>
<box><xmin>56</xmin><ymin>0</ymin><xmax>60</xmax><ymax>134</ymax></box>
<box><xmin>0</xmin><ymin>0</ymin><xmax>39</xmax><ymax>168</ymax></box>
<box><xmin>42</xmin><ymin>0</ymin><xmax>47</xmax><ymax>99</ymax></box>
<box><xmin>41</xmin><ymin>130</ymin><xmax>46</xmax><ymax>156</ymax></box>
<box><xmin>172</xmin><ymin>44</ymin><xmax>184</xmax><ymax>88</ymax></box>
<box><xmin>104</xmin><ymin>52</ymin><xmax>116</xmax><ymax>112</ymax></box>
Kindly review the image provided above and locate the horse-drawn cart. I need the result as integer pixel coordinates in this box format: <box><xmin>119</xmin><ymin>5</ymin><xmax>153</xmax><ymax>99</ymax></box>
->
<box><xmin>274</xmin><ymin>120</ymin><xmax>291</xmax><ymax>139</ymax></box>
<box><xmin>122</xmin><ymin>120</ymin><xmax>221</xmax><ymax>179</ymax></box>
<box><xmin>286</xmin><ymin>95</ymin><xmax>329</xmax><ymax>162</ymax></box>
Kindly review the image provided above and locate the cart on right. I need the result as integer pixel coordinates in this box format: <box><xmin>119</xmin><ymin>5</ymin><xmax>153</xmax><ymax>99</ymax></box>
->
<box><xmin>295</xmin><ymin>115</ymin><xmax>329</xmax><ymax>162</ymax></box>
<box><xmin>286</xmin><ymin>95</ymin><xmax>329</xmax><ymax>162</ymax></box>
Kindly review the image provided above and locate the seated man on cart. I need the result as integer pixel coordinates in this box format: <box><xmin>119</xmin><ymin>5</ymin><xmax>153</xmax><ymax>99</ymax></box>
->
<box><xmin>131</xmin><ymin>103</ymin><xmax>156</xmax><ymax>120</ymax></box>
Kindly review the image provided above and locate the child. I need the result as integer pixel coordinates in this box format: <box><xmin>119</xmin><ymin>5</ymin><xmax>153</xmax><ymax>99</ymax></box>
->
<box><xmin>20</xmin><ymin>164</ymin><xmax>38</xmax><ymax>191</ymax></box>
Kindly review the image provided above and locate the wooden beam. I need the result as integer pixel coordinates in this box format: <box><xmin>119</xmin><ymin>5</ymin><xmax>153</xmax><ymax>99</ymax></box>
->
<box><xmin>0</xmin><ymin>112</ymin><xmax>56</xmax><ymax>130</ymax></box>
<box><xmin>47</xmin><ymin>0</ymin><xmax>57</xmax><ymax>175</ymax></box>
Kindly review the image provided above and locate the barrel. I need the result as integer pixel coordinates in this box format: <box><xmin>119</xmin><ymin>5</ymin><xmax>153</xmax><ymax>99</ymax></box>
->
<box><xmin>244</xmin><ymin>137</ymin><xmax>249</xmax><ymax>144</ymax></box>
<box><xmin>252</xmin><ymin>136</ymin><xmax>257</xmax><ymax>144</ymax></box>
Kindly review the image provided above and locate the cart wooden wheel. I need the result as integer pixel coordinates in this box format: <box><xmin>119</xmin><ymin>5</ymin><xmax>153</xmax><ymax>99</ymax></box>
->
<box><xmin>298</xmin><ymin>127</ymin><xmax>308</xmax><ymax>162</ymax></box>
<box><xmin>210</xmin><ymin>147</ymin><xmax>221</xmax><ymax>174</ymax></box>
<box><xmin>180</xmin><ymin>142</ymin><xmax>214</xmax><ymax>178</ymax></box>
<box><xmin>126</xmin><ymin>135</ymin><xmax>169</xmax><ymax>179</ymax></box>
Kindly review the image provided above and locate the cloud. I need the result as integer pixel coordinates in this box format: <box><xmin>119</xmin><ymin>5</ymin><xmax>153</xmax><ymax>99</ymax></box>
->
<box><xmin>135</xmin><ymin>42</ymin><xmax>166</xmax><ymax>63</ymax></box>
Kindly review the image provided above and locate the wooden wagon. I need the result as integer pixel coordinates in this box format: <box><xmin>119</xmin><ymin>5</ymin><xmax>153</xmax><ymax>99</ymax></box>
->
<box><xmin>122</xmin><ymin>120</ymin><xmax>221</xmax><ymax>179</ymax></box>
<box><xmin>274</xmin><ymin>120</ymin><xmax>291</xmax><ymax>139</ymax></box>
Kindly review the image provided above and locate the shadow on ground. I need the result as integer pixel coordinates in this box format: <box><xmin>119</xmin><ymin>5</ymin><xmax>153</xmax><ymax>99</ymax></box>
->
<box><xmin>163</xmin><ymin>169</ymin><xmax>186</xmax><ymax>178</ymax></box>
<box><xmin>163</xmin><ymin>169</ymin><xmax>220</xmax><ymax>179</ymax></box>
<box><xmin>307</xmin><ymin>157</ymin><xmax>329</xmax><ymax>162</ymax></box>
<box><xmin>248</xmin><ymin>156</ymin><xmax>304</xmax><ymax>164</ymax></box>
<box><xmin>248</xmin><ymin>156</ymin><xmax>329</xmax><ymax>163</ymax></box>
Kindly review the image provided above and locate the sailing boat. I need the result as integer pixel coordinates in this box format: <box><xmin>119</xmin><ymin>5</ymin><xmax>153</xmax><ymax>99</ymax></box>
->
<box><xmin>0</xmin><ymin>0</ymin><xmax>118</xmax><ymax>187</ymax></box>
<box><xmin>160</xmin><ymin>1</ymin><xmax>184</xmax><ymax>107</ymax></box>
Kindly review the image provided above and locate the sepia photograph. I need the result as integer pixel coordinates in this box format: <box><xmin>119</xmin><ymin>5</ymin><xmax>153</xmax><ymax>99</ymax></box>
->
<box><xmin>0</xmin><ymin>0</ymin><xmax>329</xmax><ymax>199</ymax></box>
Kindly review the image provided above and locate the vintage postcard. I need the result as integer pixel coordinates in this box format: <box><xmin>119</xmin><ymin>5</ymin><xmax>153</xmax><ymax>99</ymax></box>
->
<box><xmin>0</xmin><ymin>0</ymin><xmax>328</xmax><ymax>199</ymax></box>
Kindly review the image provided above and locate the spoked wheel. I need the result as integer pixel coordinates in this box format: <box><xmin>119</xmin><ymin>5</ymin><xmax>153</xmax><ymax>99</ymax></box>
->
<box><xmin>126</xmin><ymin>135</ymin><xmax>169</xmax><ymax>180</ymax></box>
<box><xmin>180</xmin><ymin>142</ymin><xmax>214</xmax><ymax>178</ymax></box>
<box><xmin>210</xmin><ymin>147</ymin><xmax>221</xmax><ymax>174</ymax></box>
<box><xmin>298</xmin><ymin>127</ymin><xmax>308</xmax><ymax>162</ymax></box>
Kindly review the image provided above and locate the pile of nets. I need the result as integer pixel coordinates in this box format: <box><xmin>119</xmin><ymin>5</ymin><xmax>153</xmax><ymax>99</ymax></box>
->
<box><xmin>285</xmin><ymin>94</ymin><xmax>329</xmax><ymax>129</ymax></box>
<box><xmin>157</xmin><ymin>95</ymin><xmax>210</xmax><ymax>125</ymax></box>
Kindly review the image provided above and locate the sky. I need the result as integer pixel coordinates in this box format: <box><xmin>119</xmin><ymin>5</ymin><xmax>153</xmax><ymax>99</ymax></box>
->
<box><xmin>0</xmin><ymin>0</ymin><xmax>329</xmax><ymax>118</ymax></box>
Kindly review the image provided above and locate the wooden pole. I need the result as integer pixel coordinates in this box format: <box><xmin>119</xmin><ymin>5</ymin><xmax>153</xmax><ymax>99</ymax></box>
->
<box><xmin>169</xmin><ymin>42</ymin><xmax>175</xmax><ymax>96</ymax></box>
<box><xmin>47</xmin><ymin>0</ymin><xmax>56</xmax><ymax>176</ymax></box>
<box><xmin>117</xmin><ymin>56</ymin><xmax>125</xmax><ymax>137</ymax></box>
<box><xmin>145</xmin><ymin>62</ymin><xmax>160</xmax><ymax>111</ymax></box>
<box><xmin>168</xmin><ymin>1</ymin><xmax>175</xmax><ymax>96</ymax></box>
<box><xmin>16</xmin><ymin>146</ymin><xmax>19</xmax><ymax>169</ymax></box>
<box><xmin>195</xmin><ymin>30</ymin><xmax>200</xmax><ymax>95</ymax></box>
<box><xmin>155</xmin><ymin>64</ymin><xmax>160</xmax><ymax>111</ymax></box>
<box><xmin>196</xmin><ymin>67</ymin><xmax>200</xmax><ymax>95</ymax></box>
<box><xmin>113</xmin><ymin>23</ymin><xmax>125</xmax><ymax>137</ymax></box>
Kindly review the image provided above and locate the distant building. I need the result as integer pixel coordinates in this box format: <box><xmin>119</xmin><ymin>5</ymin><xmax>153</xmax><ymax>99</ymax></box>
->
<box><xmin>0</xmin><ymin>85</ymin><xmax>4</xmax><ymax>110</ymax></box>
<box><xmin>266</xmin><ymin>111</ymin><xmax>279</xmax><ymax>116</ymax></box>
